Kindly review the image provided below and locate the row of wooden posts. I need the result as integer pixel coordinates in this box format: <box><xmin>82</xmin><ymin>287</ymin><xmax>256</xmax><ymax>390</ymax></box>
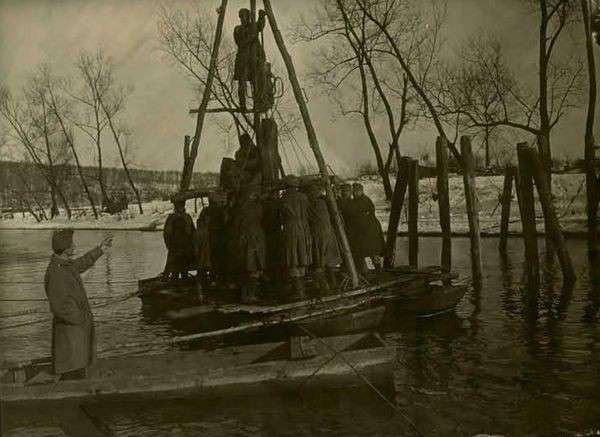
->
<box><xmin>383</xmin><ymin>137</ymin><xmax>575</xmax><ymax>288</ymax></box>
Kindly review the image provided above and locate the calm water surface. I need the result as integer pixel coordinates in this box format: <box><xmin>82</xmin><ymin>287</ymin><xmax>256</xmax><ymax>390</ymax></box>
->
<box><xmin>1</xmin><ymin>229</ymin><xmax>599</xmax><ymax>436</ymax></box>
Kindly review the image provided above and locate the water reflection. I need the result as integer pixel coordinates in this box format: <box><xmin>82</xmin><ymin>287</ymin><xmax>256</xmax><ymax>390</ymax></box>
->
<box><xmin>1</xmin><ymin>231</ymin><xmax>599</xmax><ymax>435</ymax></box>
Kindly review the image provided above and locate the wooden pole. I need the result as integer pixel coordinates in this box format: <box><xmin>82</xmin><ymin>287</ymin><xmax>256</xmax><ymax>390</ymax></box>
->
<box><xmin>499</xmin><ymin>166</ymin><xmax>515</xmax><ymax>253</ymax></box>
<box><xmin>383</xmin><ymin>156</ymin><xmax>410</xmax><ymax>268</ymax></box>
<box><xmin>523</xmin><ymin>145</ymin><xmax>576</xmax><ymax>283</ymax></box>
<box><xmin>516</xmin><ymin>143</ymin><xmax>540</xmax><ymax>290</ymax></box>
<box><xmin>263</xmin><ymin>0</ymin><xmax>359</xmax><ymax>287</ymax></box>
<box><xmin>436</xmin><ymin>136</ymin><xmax>451</xmax><ymax>272</ymax></box>
<box><xmin>460</xmin><ymin>136</ymin><xmax>482</xmax><ymax>285</ymax></box>
<box><xmin>408</xmin><ymin>159</ymin><xmax>419</xmax><ymax>269</ymax></box>
<box><xmin>250</xmin><ymin>0</ymin><xmax>262</xmax><ymax>141</ymax></box>
<box><xmin>180</xmin><ymin>0</ymin><xmax>228</xmax><ymax>191</ymax></box>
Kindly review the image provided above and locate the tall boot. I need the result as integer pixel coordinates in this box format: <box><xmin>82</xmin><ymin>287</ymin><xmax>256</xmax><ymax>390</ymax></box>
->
<box><xmin>241</xmin><ymin>278</ymin><xmax>259</xmax><ymax>304</ymax></box>
<box><xmin>291</xmin><ymin>277</ymin><xmax>306</xmax><ymax>301</ymax></box>
<box><xmin>326</xmin><ymin>268</ymin><xmax>338</xmax><ymax>292</ymax></box>
<box><xmin>315</xmin><ymin>271</ymin><xmax>330</xmax><ymax>296</ymax></box>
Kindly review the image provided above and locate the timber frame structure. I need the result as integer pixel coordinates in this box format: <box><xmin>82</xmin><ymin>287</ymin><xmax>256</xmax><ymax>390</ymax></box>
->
<box><xmin>177</xmin><ymin>0</ymin><xmax>360</xmax><ymax>287</ymax></box>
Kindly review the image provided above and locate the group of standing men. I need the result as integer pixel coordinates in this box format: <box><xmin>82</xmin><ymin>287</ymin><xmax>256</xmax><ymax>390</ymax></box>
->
<box><xmin>162</xmin><ymin>178</ymin><xmax>385</xmax><ymax>304</ymax></box>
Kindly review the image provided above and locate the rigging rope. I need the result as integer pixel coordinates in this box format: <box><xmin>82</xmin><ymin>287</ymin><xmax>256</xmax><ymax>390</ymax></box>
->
<box><xmin>295</xmin><ymin>324</ymin><xmax>424</xmax><ymax>437</ymax></box>
<box><xmin>0</xmin><ymin>290</ymin><xmax>140</xmax><ymax>326</ymax></box>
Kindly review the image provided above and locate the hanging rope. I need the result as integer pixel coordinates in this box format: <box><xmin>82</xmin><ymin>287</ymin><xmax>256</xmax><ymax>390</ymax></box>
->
<box><xmin>0</xmin><ymin>280</ymin><xmax>139</xmax><ymax>285</ymax></box>
<box><xmin>0</xmin><ymin>290</ymin><xmax>140</xmax><ymax>327</ymax></box>
<box><xmin>295</xmin><ymin>324</ymin><xmax>424</xmax><ymax>437</ymax></box>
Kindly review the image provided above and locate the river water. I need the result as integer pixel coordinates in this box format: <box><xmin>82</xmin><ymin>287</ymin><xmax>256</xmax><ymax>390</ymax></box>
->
<box><xmin>1</xmin><ymin>229</ymin><xmax>599</xmax><ymax>436</ymax></box>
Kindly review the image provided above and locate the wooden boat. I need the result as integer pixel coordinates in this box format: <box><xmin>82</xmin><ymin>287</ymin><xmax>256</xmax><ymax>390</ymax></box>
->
<box><xmin>133</xmin><ymin>272</ymin><xmax>468</xmax><ymax>345</ymax></box>
<box><xmin>1</xmin><ymin>332</ymin><xmax>395</xmax><ymax>403</ymax></box>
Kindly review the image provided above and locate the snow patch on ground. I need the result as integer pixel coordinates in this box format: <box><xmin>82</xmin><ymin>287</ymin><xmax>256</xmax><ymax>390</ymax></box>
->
<box><xmin>0</xmin><ymin>174</ymin><xmax>587</xmax><ymax>234</ymax></box>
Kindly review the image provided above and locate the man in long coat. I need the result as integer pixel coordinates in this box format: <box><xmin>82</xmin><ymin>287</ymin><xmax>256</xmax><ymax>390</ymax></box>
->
<box><xmin>350</xmin><ymin>183</ymin><xmax>385</xmax><ymax>272</ymax></box>
<box><xmin>196</xmin><ymin>192</ymin><xmax>227</xmax><ymax>284</ymax></box>
<box><xmin>233</xmin><ymin>188</ymin><xmax>266</xmax><ymax>303</ymax></box>
<box><xmin>163</xmin><ymin>200</ymin><xmax>196</xmax><ymax>279</ymax></box>
<box><xmin>44</xmin><ymin>229</ymin><xmax>112</xmax><ymax>379</ymax></box>
<box><xmin>307</xmin><ymin>184</ymin><xmax>340</xmax><ymax>293</ymax></box>
<box><xmin>281</xmin><ymin>176</ymin><xmax>312</xmax><ymax>300</ymax></box>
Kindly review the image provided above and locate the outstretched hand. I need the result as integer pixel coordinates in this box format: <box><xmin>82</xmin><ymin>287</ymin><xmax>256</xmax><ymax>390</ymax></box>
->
<box><xmin>100</xmin><ymin>234</ymin><xmax>113</xmax><ymax>250</ymax></box>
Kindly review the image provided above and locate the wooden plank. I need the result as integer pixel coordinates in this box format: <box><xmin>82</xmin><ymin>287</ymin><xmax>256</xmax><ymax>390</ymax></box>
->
<box><xmin>383</xmin><ymin>157</ymin><xmax>410</xmax><ymax>268</ymax></box>
<box><xmin>516</xmin><ymin>143</ymin><xmax>540</xmax><ymax>289</ymax></box>
<box><xmin>408</xmin><ymin>159</ymin><xmax>419</xmax><ymax>269</ymax></box>
<box><xmin>523</xmin><ymin>145</ymin><xmax>576</xmax><ymax>283</ymax></box>
<box><xmin>263</xmin><ymin>0</ymin><xmax>359</xmax><ymax>287</ymax></box>
<box><xmin>499</xmin><ymin>166</ymin><xmax>515</xmax><ymax>253</ymax></box>
<box><xmin>460</xmin><ymin>136</ymin><xmax>482</xmax><ymax>285</ymax></box>
<box><xmin>436</xmin><ymin>136</ymin><xmax>451</xmax><ymax>271</ymax></box>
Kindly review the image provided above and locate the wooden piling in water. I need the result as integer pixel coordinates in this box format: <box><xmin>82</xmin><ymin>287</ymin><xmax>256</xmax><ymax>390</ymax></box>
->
<box><xmin>436</xmin><ymin>136</ymin><xmax>451</xmax><ymax>272</ymax></box>
<box><xmin>408</xmin><ymin>159</ymin><xmax>419</xmax><ymax>269</ymax></box>
<box><xmin>460</xmin><ymin>136</ymin><xmax>482</xmax><ymax>285</ymax></box>
<box><xmin>523</xmin><ymin>145</ymin><xmax>576</xmax><ymax>283</ymax></box>
<box><xmin>499</xmin><ymin>167</ymin><xmax>515</xmax><ymax>253</ymax></box>
<box><xmin>384</xmin><ymin>157</ymin><xmax>410</xmax><ymax>268</ymax></box>
<box><xmin>516</xmin><ymin>143</ymin><xmax>540</xmax><ymax>290</ymax></box>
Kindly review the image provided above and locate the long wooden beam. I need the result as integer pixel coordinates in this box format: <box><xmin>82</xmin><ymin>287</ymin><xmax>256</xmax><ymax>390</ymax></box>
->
<box><xmin>180</xmin><ymin>0</ymin><xmax>228</xmax><ymax>191</ymax></box>
<box><xmin>262</xmin><ymin>0</ymin><xmax>359</xmax><ymax>287</ymax></box>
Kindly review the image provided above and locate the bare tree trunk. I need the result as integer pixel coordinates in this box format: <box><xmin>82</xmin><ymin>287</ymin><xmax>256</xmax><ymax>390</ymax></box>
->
<box><xmin>357</xmin><ymin>60</ymin><xmax>393</xmax><ymax>199</ymax></box>
<box><xmin>356</xmin><ymin>0</ymin><xmax>461</xmax><ymax>163</ymax></box>
<box><xmin>582</xmin><ymin>0</ymin><xmax>599</xmax><ymax>253</ymax></box>
<box><xmin>95</xmin><ymin>119</ymin><xmax>109</xmax><ymax>206</ymax></box>
<box><xmin>60</xmin><ymin>127</ymin><xmax>98</xmax><ymax>218</ymax></box>
<box><xmin>102</xmin><ymin>110</ymin><xmax>143</xmax><ymax>214</ymax></box>
<box><xmin>47</xmin><ymin>86</ymin><xmax>98</xmax><ymax>218</ymax></box>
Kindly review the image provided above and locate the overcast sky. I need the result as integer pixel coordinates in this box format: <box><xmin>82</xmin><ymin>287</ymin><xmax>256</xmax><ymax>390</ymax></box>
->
<box><xmin>0</xmin><ymin>0</ymin><xmax>597</xmax><ymax>175</ymax></box>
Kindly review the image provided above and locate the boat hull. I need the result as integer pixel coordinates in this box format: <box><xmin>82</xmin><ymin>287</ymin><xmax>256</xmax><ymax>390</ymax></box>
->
<box><xmin>1</xmin><ymin>333</ymin><xmax>394</xmax><ymax>403</ymax></box>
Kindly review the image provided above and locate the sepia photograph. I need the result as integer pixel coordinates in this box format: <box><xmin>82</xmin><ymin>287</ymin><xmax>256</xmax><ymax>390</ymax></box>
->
<box><xmin>0</xmin><ymin>0</ymin><xmax>599</xmax><ymax>435</ymax></box>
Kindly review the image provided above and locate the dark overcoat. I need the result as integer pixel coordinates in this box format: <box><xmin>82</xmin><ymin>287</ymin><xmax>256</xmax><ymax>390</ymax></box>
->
<box><xmin>163</xmin><ymin>212</ymin><xmax>196</xmax><ymax>273</ymax></box>
<box><xmin>234</xmin><ymin>200</ymin><xmax>266</xmax><ymax>272</ymax></box>
<box><xmin>281</xmin><ymin>190</ymin><xmax>312</xmax><ymax>268</ymax></box>
<box><xmin>350</xmin><ymin>195</ymin><xmax>385</xmax><ymax>257</ymax></box>
<box><xmin>337</xmin><ymin>196</ymin><xmax>357</xmax><ymax>252</ymax></box>
<box><xmin>308</xmin><ymin>196</ymin><xmax>341</xmax><ymax>268</ymax></box>
<box><xmin>233</xmin><ymin>17</ymin><xmax>265</xmax><ymax>81</ymax></box>
<box><xmin>44</xmin><ymin>247</ymin><xmax>103</xmax><ymax>374</ymax></box>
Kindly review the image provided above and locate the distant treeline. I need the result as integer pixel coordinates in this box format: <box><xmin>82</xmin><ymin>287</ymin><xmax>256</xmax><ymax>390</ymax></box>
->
<box><xmin>0</xmin><ymin>160</ymin><xmax>218</xmax><ymax>210</ymax></box>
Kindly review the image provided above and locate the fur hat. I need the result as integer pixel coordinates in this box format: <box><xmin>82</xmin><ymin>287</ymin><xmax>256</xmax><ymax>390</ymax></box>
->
<box><xmin>52</xmin><ymin>229</ymin><xmax>74</xmax><ymax>253</ymax></box>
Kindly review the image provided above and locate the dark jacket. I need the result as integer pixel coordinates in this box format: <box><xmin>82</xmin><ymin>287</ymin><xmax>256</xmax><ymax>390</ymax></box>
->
<box><xmin>233</xmin><ymin>199</ymin><xmax>266</xmax><ymax>272</ymax></box>
<box><xmin>44</xmin><ymin>247</ymin><xmax>103</xmax><ymax>374</ymax></box>
<box><xmin>163</xmin><ymin>211</ymin><xmax>196</xmax><ymax>273</ymax></box>
<box><xmin>350</xmin><ymin>194</ymin><xmax>385</xmax><ymax>257</ymax></box>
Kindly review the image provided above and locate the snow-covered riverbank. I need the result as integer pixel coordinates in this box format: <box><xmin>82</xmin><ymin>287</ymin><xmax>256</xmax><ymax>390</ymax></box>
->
<box><xmin>0</xmin><ymin>174</ymin><xmax>588</xmax><ymax>235</ymax></box>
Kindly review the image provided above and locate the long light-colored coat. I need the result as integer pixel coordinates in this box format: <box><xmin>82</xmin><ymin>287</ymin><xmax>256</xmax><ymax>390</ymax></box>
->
<box><xmin>44</xmin><ymin>247</ymin><xmax>103</xmax><ymax>375</ymax></box>
<box><xmin>281</xmin><ymin>190</ymin><xmax>312</xmax><ymax>268</ymax></box>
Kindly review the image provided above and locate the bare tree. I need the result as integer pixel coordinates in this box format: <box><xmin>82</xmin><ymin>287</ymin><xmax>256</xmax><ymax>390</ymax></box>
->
<box><xmin>70</xmin><ymin>50</ymin><xmax>111</xmax><ymax>206</ymax></box>
<box><xmin>39</xmin><ymin>64</ymin><xmax>99</xmax><ymax>218</ymax></box>
<box><xmin>354</xmin><ymin>0</ymin><xmax>462</xmax><ymax>162</ymax></box>
<box><xmin>433</xmin><ymin>1</ymin><xmax>583</xmax><ymax>177</ymax></box>
<box><xmin>0</xmin><ymin>82</ymin><xmax>73</xmax><ymax>218</ymax></box>
<box><xmin>293</xmin><ymin>0</ymin><xmax>441</xmax><ymax>198</ymax></box>
<box><xmin>82</xmin><ymin>51</ymin><xmax>144</xmax><ymax>214</ymax></box>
